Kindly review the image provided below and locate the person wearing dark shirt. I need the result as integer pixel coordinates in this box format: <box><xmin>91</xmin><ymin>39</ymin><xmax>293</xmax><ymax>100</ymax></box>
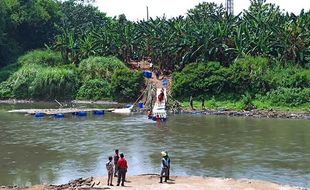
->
<box><xmin>159</xmin><ymin>151</ymin><xmax>169</xmax><ymax>183</ymax></box>
<box><xmin>117</xmin><ymin>153</ymin><xmax>128</xmax><ymax>186</ymax></box>
<box><xmin>113</xmin><ymin>149</ymin><xmax>119</xmax><ymax>177</ymax></box>
<box><xmin>166</xmin><ymin>151</ymin><xmax>171</xmax><ymax>180</ymax></box>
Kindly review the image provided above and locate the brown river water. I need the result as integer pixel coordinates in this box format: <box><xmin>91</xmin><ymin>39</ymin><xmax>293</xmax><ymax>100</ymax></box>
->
<box><xmin>0</xmin><ymin>103</ymin><xmax>309</xmax><ymax>187</ymax></box>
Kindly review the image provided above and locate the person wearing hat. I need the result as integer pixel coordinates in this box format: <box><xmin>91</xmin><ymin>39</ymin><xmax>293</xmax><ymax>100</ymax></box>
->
<box><xmin>159</xmin><ymin>151</ymin><xmax>169</xmax><ymax>183</ymax></box>
<box><xmin>117</xmin><ymin>153</ymin><xmax>128</xmax><ymax>186</ymax></box>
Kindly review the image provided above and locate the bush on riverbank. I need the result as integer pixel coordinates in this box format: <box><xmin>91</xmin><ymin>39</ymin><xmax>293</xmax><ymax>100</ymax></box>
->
<box><xmin>171</xmin><ymin>61</ymin><xmax>229</xmax><ymax>98</ymax></box>
<box><xmin>76</xmin><ymin>79</ymin><xmax>111</xmax><ymax>100</ymax></box>
<box><xmin>0</xmin><ymin>64</ymin><xmax>79</xmax><ymax>100</ymax></box>
<box><xmin>181</xmin><ymin>98</ymin><xmax>310</xmax><ymax>112</ymax></box>
<box><xmin>29</xmin><ymin>67</ymin><xmax>79</xmax><ymax>100</ymax></box>
<box><xmin>76</xmin><ymin>56</ymin><xmax>142</xmax><ymax>101</ymax></box>
<box><xmin>78</xmin><ymin>56</ymin><xmax>128</xmax><ymax>82</ymax></box>
<box><xmin>111</xmin><ymin>69</ymin><xmax>144</xmax><ymax>102</ymax></box>
<box><xmin>229</xmin><ymin>56</ymin><xmax>271</xmax><ymax>95</ymax></box>
<box><xmin>0</xmin><ymin>51</ymin><xmax>144</xmax><ymax>101</ymax></box>
<box><xmin>0</xmin><ymin>64</ymin><xmax>19</xmax><ymax>82</ymax></box>
<box><xmin>266</xmin><ymin>88</ymin><xmax>310</xmax><ymax>107</ymax></box>
<box><xmin>172</xmin><ymin>56</ymin><xmax>310</xmax><ymax>109</ymax></box>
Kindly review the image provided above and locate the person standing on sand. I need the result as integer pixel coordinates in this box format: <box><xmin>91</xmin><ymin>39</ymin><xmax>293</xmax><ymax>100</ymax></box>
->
<box><xmin>159</xmin><ymin>151</ymin><xmax>169</xmax><ymax>183</ymax></box>
<box><xmin>113</xmin><ymin>149</ymin><xmax>120</xmax><ymax>177</ymax></box>
<box><xmin>117</xmin><ymin>153</ymin><xmax>128</xmax><ymax>186</ymax></box>
<box><xmin>106</xmin><ymin>156</ymin><xmax>114</xmax><ymax>186</ymax></box>
<box><xmin>165</xmin><ymin>151</ymin><xmax>171</xmax><ymax>180</ymax></box>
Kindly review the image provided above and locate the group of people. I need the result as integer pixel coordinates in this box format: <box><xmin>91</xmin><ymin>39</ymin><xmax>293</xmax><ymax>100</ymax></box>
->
<box><xmin>105</xmin><ymin>149</ymin><xmax>171</xmax><ymax>186</ymax></box>
<box><xmin>148</xmin><ymin>59</ymin><xmax>162</xmax><ymax>80</ymax></box>
<box><xmin>106</xmin><ymin>149</ymin><xmax>128</xmax><ymax>186</ymax></box>
<box><xmin>146</xmin><ymin>110</ymin><xmax>167</xmax><ymax>122</ymax></box>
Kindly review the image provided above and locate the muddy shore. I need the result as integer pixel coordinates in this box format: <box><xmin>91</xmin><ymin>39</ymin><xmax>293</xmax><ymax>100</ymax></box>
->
<box><xmin>181</xmin><ymin>108</ymin><xmax>310</xmax><ymax>120</ymax></box>
<box><xmin>0</xmin><ymin>175</ymin><xmax>308</xmax><ymax>190</ymax></box>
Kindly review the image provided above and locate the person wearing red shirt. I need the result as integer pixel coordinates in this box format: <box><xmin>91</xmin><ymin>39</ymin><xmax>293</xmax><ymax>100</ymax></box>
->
<box><xmin>117</xmin><ymin>153</ymin><xmax>128</xmax><ymax>186</ymax></box>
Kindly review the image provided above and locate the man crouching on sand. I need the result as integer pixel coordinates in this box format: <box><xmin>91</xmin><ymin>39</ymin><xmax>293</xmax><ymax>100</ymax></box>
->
<box><xmin>159</xmin><ymin>151</ymin><xmax>169</xmax><ymax>183</ymax></box>
<box><xmin>117</xmin><ymin>153</ymin><xmax>128</xmax><ymax>186</ymax></box>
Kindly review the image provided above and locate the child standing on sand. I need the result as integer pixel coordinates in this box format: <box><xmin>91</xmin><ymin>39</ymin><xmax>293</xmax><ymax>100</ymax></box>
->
<box><xmin>106</xmin><ymin>156</ymin><xmax>114</xmax><ymax>186</ymax></box>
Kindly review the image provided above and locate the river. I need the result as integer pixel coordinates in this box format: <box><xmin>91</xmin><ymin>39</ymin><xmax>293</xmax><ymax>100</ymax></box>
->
<box><xmin>0</xmin><ymin>104</ymin><xmax>309</xmax><ymax>187</ymax></box>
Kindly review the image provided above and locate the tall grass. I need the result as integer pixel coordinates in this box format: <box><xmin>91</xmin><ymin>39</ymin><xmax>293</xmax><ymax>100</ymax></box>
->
<box><xmin>78</xmin><ymin>56</ymin><xmax>128</xmax><ymax>82</ymax></box>
<box><xmin>17</xmin><ymin>50</ymin><xmax>63</xmax><ymax>66</ymax></box>
<box><xmin>0</xmin><ymin>64</ymin><xmax>78</xmax><ymax>100</ymax></box>
<box><xmin>0</xmin><ymin>63</ymin><xmax>20</xmax><ymax>82</ymax></box>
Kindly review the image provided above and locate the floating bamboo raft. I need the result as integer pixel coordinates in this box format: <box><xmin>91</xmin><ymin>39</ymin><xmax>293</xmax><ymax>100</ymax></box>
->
<box><xmin>8</xmin><ymin>108</ymin><xmax>115</xmax><ymax>115</ymax></box>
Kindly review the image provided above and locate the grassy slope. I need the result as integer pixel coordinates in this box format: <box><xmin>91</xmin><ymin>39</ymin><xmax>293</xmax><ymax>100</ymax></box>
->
<box><xmin>181</xmin><ymin>99</ymin><xmax>310</xmax><ymax>112</ymax></box>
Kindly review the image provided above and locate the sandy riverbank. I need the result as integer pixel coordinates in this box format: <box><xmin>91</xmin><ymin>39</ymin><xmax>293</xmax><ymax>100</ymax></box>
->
<box><xmin>0</xmin><ymin>175</ymin><xmax>308</xmax><ymax>190</ymax></box>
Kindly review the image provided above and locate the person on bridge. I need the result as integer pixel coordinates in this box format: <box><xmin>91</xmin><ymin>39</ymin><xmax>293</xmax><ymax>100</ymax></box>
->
<box><xmin>158</xmin><ymin>89</ymin><xmax>164</xmax><ymax>103</ymax></box>
<box><xmin>155</xmin><ymin>68</ymin><xmax>160</xmax><ymax>79</ymax></box>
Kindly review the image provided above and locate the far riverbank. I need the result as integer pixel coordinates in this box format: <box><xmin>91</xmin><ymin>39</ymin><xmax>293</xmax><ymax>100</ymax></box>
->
<box><xmin>1</xmin><ymin>99</ymin><xmax>310</xmax><ymax>120</ymax></box>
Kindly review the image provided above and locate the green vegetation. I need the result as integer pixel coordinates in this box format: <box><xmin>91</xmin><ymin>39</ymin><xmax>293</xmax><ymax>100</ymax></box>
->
<box><xmin>111</xmin><ymin>69</ymin><xmax>144</xmax><ymax>102</ymax></box>
<box><xmin>78</xmin><ymin>56</ymin><xmax>128</xmax><ymax>82</ymax></box>
<box><xmin>0</xmin><ymin>0</ymin><xmax>309</xmax><ymax>109</ymax></box>
<box><xmin>181</xmin><ymin>99</ymin><xmax>310</xmax><ymax>112</ymax></box>
<box><xmin>0</xmin><ymin>50</ymin><xmax>143</xmax><ymax>101</ymax></box>
<box><xmin>0</xmin><ymin>64</ymin><xmax>79</xmax><ymax>100</ymax></box>
<box><xmin>0</xmin><ymin>64</ymin><xmax>19</xmax><ymax>82</ymax></box>
<box><xmin>173</xmin><ymin>57</ymin><xmax>310</xmax><ymax>110</ymax></box>
<box><xmin>76</xmin><ymin>56</ymin><xmax>143</xmax><ymax>101</ymax></box>
<box><xmin>17</xmin><ymin>50</ymin><xmax>63</xmax><ymax>66</ymax></box>
<box><xmin>76</xmin><ymin>79</ymin><xmax>111</xmax><ymax>100</ymax></box>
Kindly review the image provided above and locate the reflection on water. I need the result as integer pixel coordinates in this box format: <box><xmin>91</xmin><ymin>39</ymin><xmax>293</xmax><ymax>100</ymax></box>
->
<box><xmin>0</xmin><ymin>105</ymin><xmax>310</xmax><ymax>187</ymax></box>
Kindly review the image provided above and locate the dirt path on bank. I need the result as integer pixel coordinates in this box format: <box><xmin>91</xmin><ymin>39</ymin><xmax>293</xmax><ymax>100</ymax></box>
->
<box><xmin>1</xmin><ymin>175</ymin><xmax>307</xmax><ymax>190</ymax></box>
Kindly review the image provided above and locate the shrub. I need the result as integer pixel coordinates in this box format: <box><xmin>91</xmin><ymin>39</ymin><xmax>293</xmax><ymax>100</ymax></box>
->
<box><xmin>111</xmin><ymin>69</ymin><xmax>144</xmax><ymax>102</ymax></box>
<box><xmin>0</xmin><ymin>81</ymin><xmax>13</xmax><ymax>99</ymax></box>
<box><xmin>229</xmin><ymin>56</ymin><xmax>270</xmax><ymax>95</ymax></box>
<box><xmin>0</xmin><ymin>64</ymin><xmax>19</xmax><ymax>82</ymax></box>
<box><xmin>0</xmin><ymin>64</ymin><xmax>78</xmax><ymax>100</ymax></box>
<box><xmin>29</xmin><ymin>67</ymin><xmax>79</xmax><ymax>100</ymax></box>
<box><xmin>266</xmin><ymin>88</ymin><xmax>310</xmax><ymax>106</ymax></box>
<box><xmin>76</xmin><ymin>79</ymin><xmax>111</xmax><ymax>100</ymax></box>
<box><xmin>286</xmin><ymin>70</ymin><xmax>310</xmax><ymax>88</ymax></box>
<box><xmin>79</xmin><ymin>56</ymin><xmax>128</xmax><ymax>82</ymax></box>
<box><xmin>9</xmin><ymin>64</ymin><xmax>41</xmax><ymax>99</ymax></box>
<box><xmin>241</xmin><ymin>92</ymin><xmax>255</xmax><ymax>110</ymax></box>
<box><xmin>171</xmin><ymin>61</ymin><xmax>229</xmax><ymax>100</ymax></box>
<box><xmin>18</xmin><ymin>50</ymin><xmax>63</xmax><ymax>66</ymax></box>
<box><xmin>267</xmin><ymin>66</ymin><xmax>310</xmax><ymax>89</ymax></box>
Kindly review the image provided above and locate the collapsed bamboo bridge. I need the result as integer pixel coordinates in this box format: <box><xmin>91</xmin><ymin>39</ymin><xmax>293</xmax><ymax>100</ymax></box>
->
<box><xmin>8</xmin><ymin>108</ymin><xmax>113</xmax><ymax>115</ymax></box>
